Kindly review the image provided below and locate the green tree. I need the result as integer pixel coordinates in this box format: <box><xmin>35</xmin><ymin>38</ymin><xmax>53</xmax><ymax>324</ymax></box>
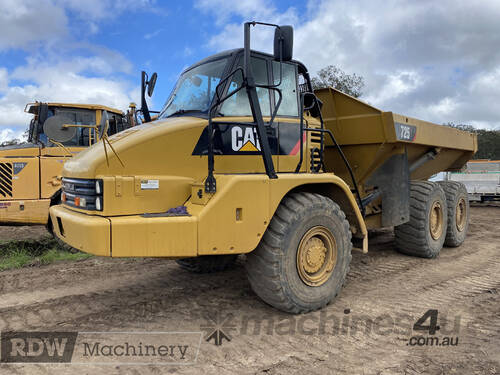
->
<box><xmin>0</xmin><ymin>138</ymin><xmax>21</xmax><ymax>147</ymax></box>
<box><xmin>445</xmin><ymin>122</ymin><xmax>500</xmax><ymax>160</ymax></box>
<box><xmin>311</xmin><ymin>65</ymin><xmax>365</xmax><ymax>98</ymax></box>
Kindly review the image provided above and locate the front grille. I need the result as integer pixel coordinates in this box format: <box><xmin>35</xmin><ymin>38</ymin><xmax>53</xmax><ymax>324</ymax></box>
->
<box><xmin>62</xmin><ymin>178</ymin><xmax>96</xmax><ymax>195</ymax></box>
<box><xmin>62</xmin><ymin>177</ymin><xmax>101</xmax><ymax>210</ymax></box>
<box><xmin>0</xmin><ymin>162</ymin><xmax>13</xmax><ymax>197</ymax></box>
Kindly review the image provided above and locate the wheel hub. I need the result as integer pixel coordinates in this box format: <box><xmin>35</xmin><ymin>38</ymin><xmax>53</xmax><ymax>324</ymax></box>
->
<box><xmin>304</xmin><ymin>238</ymin><xmax>327</xmax><ymax>273</ymax></box>
<box><xmin>297</xmin><ymin>226</ymin><xmax>337</xmax><ymax>287</ymax></box>
<box><xmin>429</xmin><ymin>201</ymin><xmax>444</xmax><ymax>240</ymax></box>
<box><xmin>456</xmin><ymin>197</ymin><xmax>467</xmax><ymax>232</ymax></box>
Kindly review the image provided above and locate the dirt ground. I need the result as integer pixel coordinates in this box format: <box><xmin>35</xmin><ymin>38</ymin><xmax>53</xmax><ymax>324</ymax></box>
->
<box><xmin>0</xmin><ymin>205</ymin><xmax>498</xmax><ymax>374</ymax></box>
<box><xmin>0</xmin><ymin>225</ymin><xmax>50</xmax><ymax>242</ymax></box>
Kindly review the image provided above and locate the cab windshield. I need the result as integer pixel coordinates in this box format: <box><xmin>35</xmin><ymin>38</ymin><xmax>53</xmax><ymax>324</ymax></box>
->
<box><xmin>27</xmin><ymin>105</ymin><xmax>126</xmax><ymax>147</ymax></box>
<box><xmin>159</xmin><ymin>52</ymin><xmax>300</xmax><ymax>120</ymax></box>
<box><xmin>159</xmin><ymin>57</ymin><xmax>229</xmax><ymax>118</ymax></box>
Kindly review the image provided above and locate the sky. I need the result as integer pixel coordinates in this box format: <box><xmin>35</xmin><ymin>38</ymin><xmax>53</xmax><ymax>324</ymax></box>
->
<box><xmin>1</xmin><ymin>0</ymin><xmax>500</xmax><ymax>143</ymax></box>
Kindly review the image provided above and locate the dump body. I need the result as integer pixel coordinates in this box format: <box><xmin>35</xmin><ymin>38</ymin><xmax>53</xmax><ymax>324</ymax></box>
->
<box><xmin>316</xmin><ymin>88</ymin><xmax>477</xmax><ymax>228</ymax></box>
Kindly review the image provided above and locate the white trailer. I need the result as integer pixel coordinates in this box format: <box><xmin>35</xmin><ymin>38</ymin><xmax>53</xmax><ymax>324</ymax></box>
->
<box><xmin>446</xmin><ymin>160</ymin><xmax>500</xmax><ymax>202</ymax></box>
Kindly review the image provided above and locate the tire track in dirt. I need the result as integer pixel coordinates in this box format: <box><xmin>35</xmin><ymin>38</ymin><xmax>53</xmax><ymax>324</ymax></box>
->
<box><xmin>0</xmin><ymin>258</ymin><xmax>250</xmax><ymax>331</ymax></box>
<box><xmin>0</xmin><ymin>207</ymin><xmax>498</xmax><ymax>375</ymax></box>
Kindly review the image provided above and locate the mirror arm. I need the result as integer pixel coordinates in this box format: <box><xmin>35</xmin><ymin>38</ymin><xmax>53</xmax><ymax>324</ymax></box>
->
<box><xmin>243</xmin><ymin>22</ymin><xmax>277</xmax><ymax>180</ymax></box>
<box><xmin>206</xmin><ymin>20</ymin><xmax>289</xmax><ymax>191</ymax></box>
<box><xmin>48</xmin><ymin>139</ymin><xmax>72</xmax><ymax>157</ymax></box>
<box><xmin>141</xmin><ymin>71</ymin><xmax>152</xmax><ymax>123</ymax></box>
<box><xmin>205</xmin><ymin>67</ymin><xmax>246</xmax><ymax>193</ymax></box>
<box><xmin>213</xmin><ymin>67</ymin><xmax>245</xmax><ymax>106</ymax></box>
<box><xmin>205</xmin><ymin>108</ymin><xmax>217</xmax><ymax>193</ymax></box>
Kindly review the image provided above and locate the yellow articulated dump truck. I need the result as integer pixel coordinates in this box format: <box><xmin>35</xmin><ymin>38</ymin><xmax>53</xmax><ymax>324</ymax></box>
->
<box><xmin>50</xmin><ymin>22</ymin><xmax>477</xmax><ymax>313</ymax></box>
<box><xmin>0</xmin><ymin>102</ymin><xmax>136</xmax><ymax>231</ymax></box>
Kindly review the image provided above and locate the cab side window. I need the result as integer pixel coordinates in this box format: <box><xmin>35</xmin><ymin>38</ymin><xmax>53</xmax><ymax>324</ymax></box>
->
<box><xmin>272</xmin><ymin>61</ymin><xmax>299</xmax><ymax>117</ymax></box>
<box><xmin>221</xmin><ymin>56</ymin><xmax>271</xmax><ymax>117</ymax></box>
<box><xmin>55</xmin><ymin>109</ymin><xmax>96</xmax><ymax>146</ymax></box>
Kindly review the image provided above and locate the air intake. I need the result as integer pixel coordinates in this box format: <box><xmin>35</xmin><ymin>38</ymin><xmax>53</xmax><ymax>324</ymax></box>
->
<box><xmin>0</xmin><ymin>162</ymin><xmax>13</xmax><ymax>197</ymax></box>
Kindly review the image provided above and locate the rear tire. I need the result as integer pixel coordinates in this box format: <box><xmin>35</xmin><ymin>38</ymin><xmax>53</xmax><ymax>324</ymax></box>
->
<box><xmin>245</xmin><ymin>192</ymin><xmax>352</xmax><ymax>314</ymax></box>
<box><xmin>176</xmin><ymin>255</ymin><xmax>237</xmax><ymax>273</ymax></box>
<box><xmin>395</xmin><ymin>181</ymin><xmax>447</xmax><ymax>258</ymax></box>
<box><xmin>438</xmin><ymin>181</ymin><xmax>469</xmax><ymax>247</ymax></box>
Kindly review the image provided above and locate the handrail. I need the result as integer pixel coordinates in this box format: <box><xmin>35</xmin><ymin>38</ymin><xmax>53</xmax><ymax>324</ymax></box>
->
<box><xmin>295</xmin><ymin>92</ymin><xmax>365</xmax><ymax>216</ymax></box>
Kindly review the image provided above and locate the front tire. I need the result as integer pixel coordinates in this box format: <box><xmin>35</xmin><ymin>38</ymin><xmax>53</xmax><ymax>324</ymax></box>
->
<box><xmin>245</xmin><ymin>192</ymin><xmax>352</xmax><ymax>314</ymax></box>
<box><xmin>395</xmin><ymin>181</ymin><xmax>448</xmax><ymax>258</ymax></box>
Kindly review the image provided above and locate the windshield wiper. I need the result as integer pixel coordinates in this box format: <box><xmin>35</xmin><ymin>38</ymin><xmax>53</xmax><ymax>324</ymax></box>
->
<box><xmin>166</xmin><ymin>109</ymin><xmax>203</xmax><ymax>118</ymax></box>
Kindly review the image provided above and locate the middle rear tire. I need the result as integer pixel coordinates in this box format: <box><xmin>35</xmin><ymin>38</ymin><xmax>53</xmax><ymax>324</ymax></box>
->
<box><xmin>395</xmin><ymin>181</ymin><xmax>447</xmax><ymax>258</ymax></box>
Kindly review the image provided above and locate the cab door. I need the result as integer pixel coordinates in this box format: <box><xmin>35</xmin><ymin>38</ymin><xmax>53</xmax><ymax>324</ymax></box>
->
<box><xmin>215</xmin><ymin>55</ymin><xmax>279</xmax><ymax>174</ymax></box>
<box><xmin>272</xmin><ymin>61</ymin><xmax>304</xmax><ymax>172</ymax></box>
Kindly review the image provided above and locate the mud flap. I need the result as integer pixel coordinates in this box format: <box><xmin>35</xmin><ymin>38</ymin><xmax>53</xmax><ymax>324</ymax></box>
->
<box><xmin>366</xmin><ymin>152</ymin><xmax>410</xmax><ymax>227</ymax></box>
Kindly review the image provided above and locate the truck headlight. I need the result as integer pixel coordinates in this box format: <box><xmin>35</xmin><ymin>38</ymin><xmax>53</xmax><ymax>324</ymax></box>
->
<box><xmin>95</xmin><ymin>197</ymin><xmax>102</xmax><ymax>211</ymax></box>
<box><xmin>62</xmin><ymin>178</ymin><xmax>103</xmax><ymax>211</ymax></box>
<box><xmin>95</xmin><ymin>180</ymin><xmax>102</xmax><ymax>194</ymax></box>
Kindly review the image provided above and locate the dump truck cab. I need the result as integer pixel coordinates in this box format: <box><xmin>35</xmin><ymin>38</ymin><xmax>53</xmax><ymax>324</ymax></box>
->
<box><xmin>0</xmin><ymin>102</ymin><xmax>131</xmax><ymax>226</ymax></box>
<box><xmin>51</xmin><ymin>22</ymin><xmax>476</xmax><ymax>314</ymax></box>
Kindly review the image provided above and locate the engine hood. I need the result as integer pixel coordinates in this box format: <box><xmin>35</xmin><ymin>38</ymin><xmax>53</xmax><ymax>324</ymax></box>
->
<box><xmin>62</xmin><ymin>116</ymin><xmax>209</xmax><ymax>180</ymax></box>
<box><xmin>0</xmin><ymin>143</ymin><xmax>41</xmax><ymax>157</ymax></box>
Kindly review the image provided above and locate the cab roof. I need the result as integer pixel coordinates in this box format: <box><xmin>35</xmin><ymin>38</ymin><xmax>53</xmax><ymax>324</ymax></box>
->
<box><xmin>184</xmin><ymin>48</ymin><xmax>309</xmax><ymax>75</ymax></box>
<box><xmin>27</xmin><ymin>102</ymin><xmax>123</xmax><ymax>115</ymax></box>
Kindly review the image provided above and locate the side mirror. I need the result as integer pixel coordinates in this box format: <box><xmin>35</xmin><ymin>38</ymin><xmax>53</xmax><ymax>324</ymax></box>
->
<box><xmin>274</xmin><ymin>25</ymin><xmax>293</xmax><ymax>61</ymax></box>
<box><xmin>99</xmin><ymin>110</ymin><xmax>109</xmax><ymax>139</ymax></box>
<box><xmin>43</xmin><ymin>115</ymin><xmax>77</xmax><ymax>143</ymax></box>
<box><xmin>147</xmin><ymin>72</ymin><xmax>157</xmax><ymax>97</ymax></box>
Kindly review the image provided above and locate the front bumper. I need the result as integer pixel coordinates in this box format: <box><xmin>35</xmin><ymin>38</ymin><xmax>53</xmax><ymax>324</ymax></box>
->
<box><xmin>50</xmin><ymin>205</ymin><xmax>111</xmax><ymax>256</ymax></box>
<box><xmin>49</xmin><ymin>205</ymin><xmax>198</xmax><ymax>257</ymax></box>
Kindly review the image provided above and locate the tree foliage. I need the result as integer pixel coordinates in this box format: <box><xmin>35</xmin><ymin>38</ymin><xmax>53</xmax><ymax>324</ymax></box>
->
<box><xmin>0</xmin><ymin>129</ymin><xmax>28</xmax><ymax>147</ymax></box>
<box><xmin>0</xmin><ymin>138</ymin><xmax>22</xmax><ymax>147</ymax></box>
<box><xmin>445</xmin><ymin>123</ymin><xmax>500</xmax><ymax>160</ymax></box>
<box><xmin>311</xmin><ymin>65</ymin><xmax>365</xmax><ymax>98</ymax></box>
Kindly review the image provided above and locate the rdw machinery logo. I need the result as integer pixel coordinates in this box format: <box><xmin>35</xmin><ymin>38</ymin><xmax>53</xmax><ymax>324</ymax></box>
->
<box><xmin>0</xmin><ymin>332</ymin><xmax>77</xmax><ymax>363</ymax></box>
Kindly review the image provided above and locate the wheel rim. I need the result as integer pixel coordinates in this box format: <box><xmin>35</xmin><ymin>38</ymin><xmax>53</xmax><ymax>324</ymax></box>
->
<box><xmin>456</xmin><ymin>197</ymin><xmax>467</xmax><ymax>232</ymax></box>
<box><xmin>296</xmin><ymin>226</ymin><xmax>337</xmax><ymax>287</ymax></box>
<box><xmin>429</xmin><ymin>201</ymin><xmax>444</xmax><ymax>240</ymax></box>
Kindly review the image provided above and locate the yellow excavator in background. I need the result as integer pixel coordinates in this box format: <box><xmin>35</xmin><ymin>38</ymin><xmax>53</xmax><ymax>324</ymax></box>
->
<box><xmin>0</xmin><ymin>102</ymin><xmax>134</xmax><ymax>231</ymax></box>
<box><xmin>0</xmin><ymin>70</ymin><xmax>158</xmax><ymax>233</ymax></box>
